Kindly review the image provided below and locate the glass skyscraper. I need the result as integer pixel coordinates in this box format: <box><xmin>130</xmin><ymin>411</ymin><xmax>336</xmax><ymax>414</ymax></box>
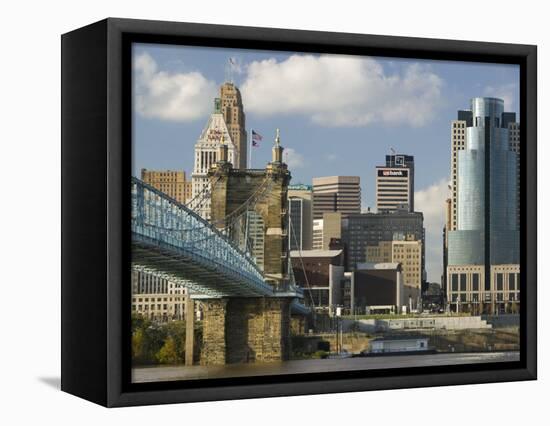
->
<box><xmin>448</xmin><ymin>97</ymin><xmax>519</xmax><ymax>267</ymax></box>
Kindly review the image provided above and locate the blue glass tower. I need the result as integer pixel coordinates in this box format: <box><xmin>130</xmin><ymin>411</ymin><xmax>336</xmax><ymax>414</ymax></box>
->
<box><xmin>448</xmin><ymin>97</ymin><xmax>519</xmax><ymax>266</ymax></box>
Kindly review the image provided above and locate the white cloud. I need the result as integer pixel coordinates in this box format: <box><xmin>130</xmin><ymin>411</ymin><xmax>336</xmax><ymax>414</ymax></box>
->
<box><xmin>134</xmin><ymin>52</ymin><xmax>217</xmax><ymax>122</ymax></box>
<box><xmin>415</xmin><ymin>178</ymin><xmax>450</xmax><ymax>283</ymax></box>
<box><xmin>241</xmin><ymin>54</ymin><xmax>443</xmax><ymax>127</ymax></box>
<box><xmin>483</xmin><ymin>83</ymin><xmax>517</xmax><ymax>110</ymax></box>
<box><xmin>284</xmin><ymin>147</ymin><xmax>304</xmax><ymax>169</ymax></box>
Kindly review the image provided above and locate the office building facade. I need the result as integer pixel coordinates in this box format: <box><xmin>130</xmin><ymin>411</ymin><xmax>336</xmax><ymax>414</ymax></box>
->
<box><xmin>288</xmin><ymin>184</ymin><xmax>313</xmax><ymax>251</ymax></box>
<box><xmin>141</xmin><ymin>169</ymin><xmax>192</xmax><ymax>204</ymax></box>
<box><xmin>131</xmin><ymin>270</ymin><xmax>186</xmax><ymax>321</ymax></box>
<box><xmin>312</xmin><ymin>219</ymin><xmax>323</xmax><ymax>250</ymax></box>
<box><xmin>312</xmin><ymin>176</ymin><xmax>361</xmax><ymax>220</ymax></box>
<box><xmin>343</xmin><ymin>210</ymin><xmax>425</xmax><ymax>274</ymax></box>
<box><xmin>220</xmin><ymin>82</ymin><xmax>247</xmax><ymax>169</ymax></box>
<box><xmin>191</xmin><ymin>98</ymin><xmax>237</xmax><ymax>220</ymax></box>
<box><xmin>446</xmin><ymin>97</ymin><xmax>520</xmax><ymax>313</ymax></box>
<box><xmin>376</xmin><ymin>154</ymin><xmax>415</xmax><ymax>213</ymax></box>
<box><xmin>366</xmin><ymin>234</ymin><xmax>422</xmax><ymax>292</ymax></box>
<box><xmin>449</xmin><ymin>108</ymin><xmax>519</xmax><ymax>231</ymax></box>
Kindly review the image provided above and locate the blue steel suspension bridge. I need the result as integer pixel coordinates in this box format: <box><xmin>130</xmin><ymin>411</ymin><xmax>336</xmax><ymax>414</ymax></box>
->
<box><xmin>131</xmin><ymin>176</ymin><xmax>308</xmax><ymax>313</ymax></box>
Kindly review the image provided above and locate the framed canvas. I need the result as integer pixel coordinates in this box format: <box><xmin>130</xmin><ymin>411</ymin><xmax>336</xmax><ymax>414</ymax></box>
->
<box><xmin>61</xmin><ymin>18</ymin><xmax>537</xmax><ymax>407</ymax></box>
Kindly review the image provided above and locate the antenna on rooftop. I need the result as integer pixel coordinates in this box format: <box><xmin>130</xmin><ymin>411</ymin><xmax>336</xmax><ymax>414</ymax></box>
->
<box><xmin>225</xmin><ymin>57</ymin><xmax>236</xmax><ymax>83</ymax></box>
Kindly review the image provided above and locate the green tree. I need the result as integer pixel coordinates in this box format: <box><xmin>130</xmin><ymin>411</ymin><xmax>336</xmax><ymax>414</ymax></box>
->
<box><xmin>157</xmin><ymin>336</ymin><xmax>179</xmax><ymax>364</ymax></box>
<box><xmin>164</xmin><ymin>320</ymin><xmax>186</xmax><ymax>361</ymax></box>
<box><xmin>132</xmin><ymin>328</ymin><xmax>144</xmax><ymax>361</ymax></box>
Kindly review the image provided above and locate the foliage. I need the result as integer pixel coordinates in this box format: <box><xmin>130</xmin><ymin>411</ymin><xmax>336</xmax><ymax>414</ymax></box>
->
<box><xmin>157</xmin><ymin>337</ymin><xmax>179</xmax><ymax>364</ymax></box>
<box><xmin>131</xmin><ymin>313</ymin><xmax>195</xmax><ymax>365</ymax></box>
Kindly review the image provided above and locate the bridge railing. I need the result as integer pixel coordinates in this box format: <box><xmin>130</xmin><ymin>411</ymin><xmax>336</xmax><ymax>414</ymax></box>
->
<box><xmin>131</xmin><ymin>177</ymin><xmax>267</xmax><ymax>285</ymax></box>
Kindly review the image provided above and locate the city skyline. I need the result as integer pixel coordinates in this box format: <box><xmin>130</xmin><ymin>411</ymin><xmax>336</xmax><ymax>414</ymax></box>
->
<box><xmin>132</xmin><ymin>43</ymin><xmax>520</xmax><ymax>282</ymax></box>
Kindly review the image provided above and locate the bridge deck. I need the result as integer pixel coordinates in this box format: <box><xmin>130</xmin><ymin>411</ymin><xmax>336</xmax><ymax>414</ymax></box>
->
<box><xmin>131</xmin><ymin>178</ymin><xmax>304</xmax><ymax>300</ymax></box>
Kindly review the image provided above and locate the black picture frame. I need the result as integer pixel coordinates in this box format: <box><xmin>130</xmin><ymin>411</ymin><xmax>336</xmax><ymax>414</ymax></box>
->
<box><xmin>61</xmin><ymin>17</ymin><xmax>537</xmax><ymax>407</ymax></box>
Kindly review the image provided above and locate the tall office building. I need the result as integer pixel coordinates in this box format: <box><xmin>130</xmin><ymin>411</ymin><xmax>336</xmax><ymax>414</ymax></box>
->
<box><xmin>375</xmin><ymin>154</ymin><xmax>414</xmax><ymax>213</ymax></box>
<box><xmin>288</xmin><ymin>184</ymin><xmax>313</xmax><ymax>251</ymax></box>
<box><xmin>506</xmin><ymin>117</ymin><xmax>521</xmax><ymax>227</ymax></box>
<box><xmin>141</xmin><ymin>169</ymin><xmax>192</xmax><ymax>204</ymax></box>
<box><xmin>312</xmin><ymin>176</ymin><xmax>361</xmax><ymax>220</ymax></box>
<box><xmin>191</xmin><ymin>98</ymin><xmax>237</xmax><ymax>220</ymax></box>
<box><xmin>442</xmin><ymin>197</ymin><xmax>452</xmax><ymax>296</ymax></box>
<box><xmin>450</xmin><ymin>111</ymin><xmax>472</xmax><ymax>230</ymax></box>
<box><xmin>220</xmin><ymin>82</ymin><xmax>247</xmax><ymax>169</ymax></box>
<box><xmin>447</xmin><ymin>97</ymin><xmax>520</xmax><ymax>313</ymax></box>
<box><xmin>450</xmin><ymin>109</ymin><xmax>519</xmax><ymax>230</ymax></box>
<box><xmin>343</xmin><ymin>210</ymin><xmax>425</xmax><ymax>275</ymax></box>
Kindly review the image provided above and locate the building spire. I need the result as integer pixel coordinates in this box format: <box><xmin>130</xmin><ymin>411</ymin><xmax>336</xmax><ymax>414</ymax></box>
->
<box><xmin>272</xmin><ymin>128</ymin><xmax>284</xmax><ymax>164</ymax></box>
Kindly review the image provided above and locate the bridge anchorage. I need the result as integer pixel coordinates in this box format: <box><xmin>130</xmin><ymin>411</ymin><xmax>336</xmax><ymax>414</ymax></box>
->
<box><xmin>131</xmin><ymin>129</ymin><xmax>309</xmax><ymax>366</ymax></box>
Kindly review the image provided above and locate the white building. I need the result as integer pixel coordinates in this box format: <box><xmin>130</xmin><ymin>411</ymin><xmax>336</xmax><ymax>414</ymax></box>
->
<box><xmin>131</xmin><ymin>270</ymin><xmax>187</xmax><ymax>322</ymax></box>
<box><xmin>312</xmin><ymin>219</ymin><xmax>324</xmax><ymax>250</ymax></box>
<box><xmin>190</xmin><ymin>98</ymin><xmax>238</xmax><ymax>220</ymax></box>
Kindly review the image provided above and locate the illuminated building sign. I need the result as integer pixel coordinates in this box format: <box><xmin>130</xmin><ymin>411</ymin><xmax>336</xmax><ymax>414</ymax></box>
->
<box><xmin>378</xmin><ymin>169</ymin><xmax>408</xmax><ymax>177</ymax></box>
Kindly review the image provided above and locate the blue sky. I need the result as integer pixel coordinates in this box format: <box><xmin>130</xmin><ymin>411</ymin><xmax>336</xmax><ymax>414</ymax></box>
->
<box><xmin>132</xmin><ymin>42</ymin><xmax>519</xmax><ymax>282</ymax></box>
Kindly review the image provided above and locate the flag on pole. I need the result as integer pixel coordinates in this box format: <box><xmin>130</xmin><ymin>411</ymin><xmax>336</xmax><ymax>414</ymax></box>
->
<box><xmin>252</xmin><ymin>130</ymin><xmax>262</xmax><ymax>147</ymax></box>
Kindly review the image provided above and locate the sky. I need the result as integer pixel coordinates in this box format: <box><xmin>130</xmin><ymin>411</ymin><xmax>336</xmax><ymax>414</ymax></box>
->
<box><xmin>132</xmin><ymin>42</ymin><xmax>520</xmax><ymax>283</ymax></box>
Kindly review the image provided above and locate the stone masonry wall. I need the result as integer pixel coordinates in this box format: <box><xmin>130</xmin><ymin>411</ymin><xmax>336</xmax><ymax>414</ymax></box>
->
<box><xmin>200</xmin><ymin>299</ymin><xmax>227</xmax><ymax>366</ymax></box>
<box><xmin>209</xmin><ymin>166</ymin><xmax>291</xmax><ymax>289</ymax></box>
<box><xmin>200</xmin><ymin>297</ymin><xmax>291</xmax><ymax>365</ymax></box>
<box><xmin>225</xmin><ymin>297</ymin><xmax>291</xmax><ymax>363</ymax></box>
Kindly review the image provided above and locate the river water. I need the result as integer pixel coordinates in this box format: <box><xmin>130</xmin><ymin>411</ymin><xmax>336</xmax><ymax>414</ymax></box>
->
<box><xmin>132</xmin><ymin>351</ymin><xmax>519</xmax><ymax>383</ymax></box>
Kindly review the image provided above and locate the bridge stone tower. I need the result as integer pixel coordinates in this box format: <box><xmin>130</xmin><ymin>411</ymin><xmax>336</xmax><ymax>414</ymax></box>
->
<box><xmin>198</xmin><ymin>130</ymin><xmax>293</xmax><ymax>365</ymax></box>
<box><xmin>210</xmin><ymin>128</ymin><xmax>291</xmax><ymax>288</ymax></box>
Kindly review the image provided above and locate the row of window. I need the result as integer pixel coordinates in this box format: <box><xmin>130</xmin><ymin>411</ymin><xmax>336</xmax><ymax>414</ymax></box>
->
<box><xmin>133</xmin><ymin>303</ymin><xmax>184</xmax><ymax>311</ymax></box>
<box><xmin>132</xmin><ymin>296</ymin><xmax>184</xmax><ymax>302</ymax></box>
<box><xmin>450</xmin><ymin>292</ymin><xmax>519</xmax><ymax>302</ymax></box>
<box><xmin>450</xmin><ymin>272</ymin><xmax>519</xmax><ymax>292</ymax></box>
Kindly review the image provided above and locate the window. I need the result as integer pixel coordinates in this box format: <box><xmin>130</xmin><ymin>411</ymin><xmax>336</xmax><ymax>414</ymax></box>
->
<box><xmin>509</xmin><ymin>273</ymin><xmax>515</xmax><ymax>291</ymax></box>
<box><xmin>472</xmin><ymin>274</ymin><xmax>479</xmax><ymax>291</ymax></box>
<box><xmin>451</xmin><ymin>274</ymin><xmax>458</xmax><ymax>292</ymax></box>
<box><xmin>460</xmin><ymin>273</ymin><xmax>467</xmax><ymax>291</ymax></box>
<box><xmin>496</xmin><ymin>273</ymin><xmax>503</xmax><ymax>291</ymax></box>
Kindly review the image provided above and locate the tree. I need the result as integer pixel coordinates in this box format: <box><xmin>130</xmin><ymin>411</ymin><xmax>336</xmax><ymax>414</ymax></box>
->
<box><xmin>157</xmin><ymin>336</ymin><xmax>179</xmax><ymax>364</ymax></box>
<box><xmin>132</xmin><ymin>328</ymin><xmax>144</xmax><ymax>361</ymax></box>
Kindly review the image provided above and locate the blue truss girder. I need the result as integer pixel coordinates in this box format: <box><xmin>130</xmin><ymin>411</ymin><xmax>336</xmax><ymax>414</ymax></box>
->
<box><xmin>131</xmin><ymin>178</ymin><xmax>276</xmax><ymax>297</ymax></box>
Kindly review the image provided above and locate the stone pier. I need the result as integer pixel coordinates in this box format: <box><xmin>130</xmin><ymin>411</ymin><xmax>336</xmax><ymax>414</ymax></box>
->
<box><xmin>198</xmin><ymin>130</ymin><xmax>296</xmax><ymax>366</ymax></box>
<box><xmin>200</xmin><ymin>297</ymin><xmax>291</xmax><ymax>365</ymax></box>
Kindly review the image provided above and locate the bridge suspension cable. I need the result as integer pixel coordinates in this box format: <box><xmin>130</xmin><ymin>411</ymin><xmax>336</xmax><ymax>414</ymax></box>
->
<box><xmin>289</xmin><ymin>217</ymin><xmax>316</xmax><ymax>308</ymax></box>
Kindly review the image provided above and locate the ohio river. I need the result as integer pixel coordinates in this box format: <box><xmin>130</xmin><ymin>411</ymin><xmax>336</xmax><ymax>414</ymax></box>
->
<box><xmin>132</xmin><ymin>351</ymin><xmax>519</xmax><ymax>383</ymax></box>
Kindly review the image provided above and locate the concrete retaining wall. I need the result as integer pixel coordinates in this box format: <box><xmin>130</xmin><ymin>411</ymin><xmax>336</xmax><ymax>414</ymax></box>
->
<box><xmin>342</xmin><ymin>316</ymin><xmax>492</xmax><ymax>333</ymax></box>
